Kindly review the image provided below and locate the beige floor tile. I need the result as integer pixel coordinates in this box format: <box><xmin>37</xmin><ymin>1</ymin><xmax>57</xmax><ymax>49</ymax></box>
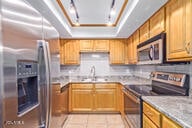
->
<box><xmin>63</xmin><ymin>124</ymin><xmax>86</xmax><ymax>128</ymax></box>
<box><xmin>67</xmin><ymin>114</ymin><xmax>88</xmax><ymax>124</ymax></box>
<box><xmin>87</xmin><ymin>114</ymin><xmax>107</xmax><ymax>124</ymax></box>
<box><xmin>87</xmin><ymin>124</ymin><xmax>107</xmax><ymax>128</ymax></box>
<box><xmin>107</xmin><ymin>124</ymin><xmax>125</xmax><ymax>128</ymax></box>
<box><xmin>107</xmin><ymin>114</ymin><xmax>124</xmax><ymax>124</ymax></box>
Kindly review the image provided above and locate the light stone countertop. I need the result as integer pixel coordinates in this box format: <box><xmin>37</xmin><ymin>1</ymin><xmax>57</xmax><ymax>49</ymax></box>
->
<box><xmin>142</xmin><ymin>96</ymin><xmax>192</xmax><ymax>128</ymax></box>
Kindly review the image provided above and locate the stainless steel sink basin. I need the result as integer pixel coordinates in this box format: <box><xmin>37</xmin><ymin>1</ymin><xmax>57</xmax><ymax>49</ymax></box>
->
<box><xmin>81</xmin><ymin>78</ymin><xmax>108</xmax><ymax>82</ymax></box>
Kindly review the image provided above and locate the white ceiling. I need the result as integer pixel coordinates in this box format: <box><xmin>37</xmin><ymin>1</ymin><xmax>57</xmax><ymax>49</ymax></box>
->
<box><xmin>26</xmin><ymin>0</ymin><xmax>168</xmax><ymax>38</ymax></box>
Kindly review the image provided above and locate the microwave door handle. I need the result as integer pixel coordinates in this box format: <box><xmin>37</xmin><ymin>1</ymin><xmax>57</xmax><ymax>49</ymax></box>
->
<box><xmin>148</xmin><ymin>45</ymin><xmax>153</xmax><ymax>60</ymax></box>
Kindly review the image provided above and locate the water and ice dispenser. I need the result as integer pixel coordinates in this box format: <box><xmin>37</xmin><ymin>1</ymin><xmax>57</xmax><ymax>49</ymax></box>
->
<box><xmin>17</xmin><ymin>60</ymin><xmax>38</xmax><ymax>116</ymax></box>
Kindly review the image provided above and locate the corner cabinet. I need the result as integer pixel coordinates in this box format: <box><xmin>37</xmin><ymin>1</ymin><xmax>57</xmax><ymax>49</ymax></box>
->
<box><xmin>60</xmin><ymin>39</ymin><xmax>80</xmax><ymax>65</ymax></box>
<box><xmin>109</xmin><ymin>40</ymin><xmax>125</xmax><ymax>64</ymax></box>
<box><xmin>166</xmin><ymin>0</ymin><xmax>192</xmax><ymax>61</ymax></box>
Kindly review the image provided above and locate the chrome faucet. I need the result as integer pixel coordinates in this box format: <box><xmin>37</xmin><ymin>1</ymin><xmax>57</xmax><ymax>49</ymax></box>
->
<box><xmin>90</xmin><ymin>66</ymin><xmax>96</xmax><ymax>81</ymax></box>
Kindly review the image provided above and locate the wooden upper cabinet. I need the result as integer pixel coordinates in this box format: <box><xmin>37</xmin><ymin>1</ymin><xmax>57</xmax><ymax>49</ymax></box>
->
<box><xmin>166</xmin><ymin>0</ymin><xmax>192</xmax><ymax>61</ymax></box>
<box><xmin>48</xmin><ymin>38</ymin><xmax>60</xmax><ymax>54</ymax></box>
<box><xmin>93</xmin><ymin>40</ymin><xmax>109</xmax><ymax>52</ymax></box>
<box><xmin>150</xmin><ymin>7</ymin><xmax>165</xmax><ymax>38</ymax></box>
<box><xmin>139</xmin><ymin>21</ymin><xmax>150</xmax><ymax>43</ymax></box>
<box><xmin>60</xmin><ymin>39</ymin><xmax>65</xmax><ymax>65</ymax></box>
<box><xmin>61</xmin><ymin>40</ymin><xmax>80</xmax><ymax>65</ymax></box>
<box><xmin>80</xmin><ymin>40</ymin><xmax>109</xmax><ymax>52</ymax></box>
<box><xmin>127</xmin><ymin>30</ymin><xmax>139</xmax><ymax>64</ymax></box>
<box><xmin>132</xmin><ymin>30</ymin><xmax>139</xmax><ymax>64</ymax></box>
<box><xmin>80</xmin><ymin>40</ymin><xmax>94</xmax><ymax>52</ymax></box>
<box><xmin>109</xmin><ymin>39</ymin><xmax>125</xmax><ymax>64</ymax></box>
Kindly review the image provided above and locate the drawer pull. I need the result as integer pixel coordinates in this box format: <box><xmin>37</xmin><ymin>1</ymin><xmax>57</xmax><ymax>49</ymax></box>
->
<box><xmin>185</xmin><ymin>41</ymin><xmax>191</xmax><ymax>55</ymax></box>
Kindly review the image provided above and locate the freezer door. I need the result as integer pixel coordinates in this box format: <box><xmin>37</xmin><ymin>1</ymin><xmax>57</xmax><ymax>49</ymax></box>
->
<box><xmin>37</xmin><ymin>40</ymin><xmax>51</xmax><ymax>128</ymax></box>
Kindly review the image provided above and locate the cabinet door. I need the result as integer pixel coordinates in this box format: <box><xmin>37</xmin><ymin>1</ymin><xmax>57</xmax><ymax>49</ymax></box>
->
<box><xmin>166</xmin><ymin>0</ymin><xmax>192</xmax><ymax>61</ymax></box>
<box><xmin>80</xmin><ymin>40</ymin><xmax>94</xmax><ymax>52</ymax></box>
<box><xmin>64</xmin><ymin>40</ymin><xmax>80</xmax><ymax>65</ymax></box>
<box><xmin>143</xmin><ymin>114</ymin><xmax>158</xmax><ymax>128</ymax></box>
<box><xmin>150</xmin><ymin>7</ymin><xmax>165</xmax><ymax>38</ymax></box>
<box><xmin>109</xmin><ymin>40</ymin><xmax>125</xmax><ymax>64</ymax></box>
<box><xmin>95</xmin><ymin>88</ymin><xmax>117</xmax><ymax>111</ymax></box>
<box><xmin>162</xmin><ymin>115</ymin><xmax>182</xmax><ymax>128</ymax></box>
<box><xmin>52</xmin><ymin>84</ymin><xmax>62</xmax><ymax>115</ymax></box>
<box><xmin>71</xmin><ymin>89</ymin><xmax>93</xmax><ymax>111</ymax></box>
<box><xmin>139</xmin><ymin>21</ymin><xmax>150</xmax><ymax>43</ymax></box>
<box><xmin>60</xmin><ymin>87</ymin><xmax>68</xmax><ymax>113</ymax></box>
<box><xmin>93</xmin><ymin>40</ymin><xmax>109</xmax><ymax>52</ymax></box>
<box><xmin>132</xmin><ymin>30</ymin><xmax>139</xmax><ymax>64</ymax></box>
<box><xmin>60</xmin><ymin>39</ymin><xmax>65</xmax><ymax>65</ymax></box>
<box><xmin>127</xmin><ymin>37</ymin><xmax>133</xmax><ymax>64</ymax></box>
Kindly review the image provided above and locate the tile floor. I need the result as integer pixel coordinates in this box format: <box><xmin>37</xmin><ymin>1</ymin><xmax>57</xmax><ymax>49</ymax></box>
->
<box><xmin>63</xmin><ymin>114</ymin><xmax>126</xmax><ymax>128</ymax></box>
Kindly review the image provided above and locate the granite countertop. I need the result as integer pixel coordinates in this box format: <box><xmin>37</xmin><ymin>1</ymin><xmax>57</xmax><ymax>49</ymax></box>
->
<box><xmin>52</xmin><ymin>76</ymin><xmax>152</xmax><ymax>88</ymax></box>
<box><xmin>142</xmin><ymin>96</ymin><xmax>192</xmax><ymax>128</ymax></box>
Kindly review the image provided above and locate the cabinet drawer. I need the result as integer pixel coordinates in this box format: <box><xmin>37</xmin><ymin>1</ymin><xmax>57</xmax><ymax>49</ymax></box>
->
<box><xmin>95</xmin><ymin>84</ymin><xmax>117</xmax><ymax>89</ymax></box>
<box><xmin>143</xmin><ymin>114</ymin><xmax>158</xmax><ymax>128</ymax></box>
<box><xmin>143</xmin><ymin>102</ymin><xmax>161</xmax><ymax>127</ymax></box>
<box><xmin>162</xmin><ymin>115</ymin><xmax>182</xmax><ymax>128</ymax></box>
<box><xmin>71</xmin><ymin>84</ymin><xmax>93</xmax><ymax>89</ymax></box>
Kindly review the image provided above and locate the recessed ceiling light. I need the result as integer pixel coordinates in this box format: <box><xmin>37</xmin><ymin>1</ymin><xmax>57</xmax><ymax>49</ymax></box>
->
<box><xmin>110</xmin><ymin>8</ymin><xmax>116</xmax><ymax>16</ymax></box>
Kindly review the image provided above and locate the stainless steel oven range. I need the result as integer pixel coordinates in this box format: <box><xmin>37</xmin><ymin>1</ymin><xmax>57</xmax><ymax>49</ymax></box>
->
<box><xmin>122</xmin><ymin>71</ymin><xmax>189</xmax><ymax>128</ymax></box>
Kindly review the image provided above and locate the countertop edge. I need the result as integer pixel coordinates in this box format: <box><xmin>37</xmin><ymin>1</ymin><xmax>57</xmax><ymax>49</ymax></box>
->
<box><xmin>142</xmin><ymin>96</ymin><xmax>191</xmax><ymax>128</ymax></box>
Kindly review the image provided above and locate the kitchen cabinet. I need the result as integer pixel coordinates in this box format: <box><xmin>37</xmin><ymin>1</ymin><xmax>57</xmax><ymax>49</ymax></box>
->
<box><xmin>93</xmin><ymin>40</ymin><xmax>109</xmax><ymax>52</ymax></box>
<box><xmin>48</xmin><ymin>38</ymin><xmax>60</xmax><ymax>54</ymax></box>
<box><xmin>150</xmin><ymin>7</ymin><xmax>165</xmax><ymax>38</ymax></box>
<box><xmin>80</xmin><ymin>40</ymin><xmax>109</xmax><ymax>52</ymax></box>
<box><xmin>52</xmin><ymin>84</ymin><xmax>62</xmax><ymax>115</ymax></box>
<box><xmin>139</xmin><ymin>21</ymin><xmax>150</xmax><ymax>43</ymax></box>
<box><xmin>95</xmin><ymin>84</ymin><xmax>117</xmax><ymax>111</ymax></box>
<box><xmin>71</xmin><ymin>84</ymin><xmax>94</xmax><ymax>111</ymax></box>
<box><xmin>80</xmin><ymin>40</ymin><xmax>94</xmax><ymax>52</ymax></box>
<box><xmin>60</xmin><ymin>39</ymin><xmax>80</xmax><ymax>65</ymax></box>
<box><xmin>166</xmin><ymin>0</ymin><xmax>192</xmax><ymax>61</ymax></box>
<box><xmin>143</xmin><ymin>102</ymin><xmax>182</xmax><ymax>128</ymax></box>
<box><xmin>118</xmin><ymin>84</ymin><xmax>124</xmax><ymax>116</ymax></box>
<box><xmin>70</xmin><ymin>83</ymin><xmax>118</xmax><ymax>112</ymax></box>
<box><xmin>162</xmin><ymin>115</ymin><xmax>182</xmax><ymax>128</ymax></box>
<box><xmin>131</xmin><ymin>30</ymin><xmax>139</xmax><ymax>64</ymax></box>
<box><xmin>126</xmin><ymin>30</ymin><xmax>139</xmax><ymax>64</ymax></box>
<box><xmin>109</xmin><ymin>39</ymin><xmax>125</xmax><ymax>64</ymax></box>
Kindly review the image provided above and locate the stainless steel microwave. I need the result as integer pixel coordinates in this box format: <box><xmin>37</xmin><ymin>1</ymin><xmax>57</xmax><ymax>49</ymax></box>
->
<box><xmin>137</xmin><ymin>33</ymin><xmax>166</xmax><ymax>64</ymax></box>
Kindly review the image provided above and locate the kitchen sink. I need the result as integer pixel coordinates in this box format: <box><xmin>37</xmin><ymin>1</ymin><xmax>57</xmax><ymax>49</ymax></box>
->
<box><xmin>81</xmin><ymin>78</ymin><xmax>108</xmax><ymax>82</ymax></box>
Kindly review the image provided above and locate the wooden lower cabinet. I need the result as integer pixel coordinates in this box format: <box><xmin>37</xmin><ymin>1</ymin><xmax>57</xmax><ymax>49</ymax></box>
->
<box><xmin>143</xmin><ymin>102</ymin><xmax>182</xmax><ymax>128</ymax></box>
<box><xmin>95</xmin><ymin>88</ymin><xmax>117</xmax><ymax>111</ymax></box>
<box><xmin>71</xmin><ymin>89</ymin><xmax>93</xmax><ymax>111</ymax></box>
<box><xmin>143</xmin><ymin>114</ymin><xmax>158</xmax><ymax>128</ymax></box>
<box><xmin>162</xmin><ymin>115</ymin><xmax>182</xmax><ymax>128</ymax></box>
<box><xmin>70</xmin><ymin>83</ymin><xmax>118</xmax><ymax>112</ymax></box>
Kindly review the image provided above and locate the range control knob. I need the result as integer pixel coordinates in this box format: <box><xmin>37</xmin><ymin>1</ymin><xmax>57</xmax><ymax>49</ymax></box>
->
<box><xmin>169</xmin><ymin>76</ymin><xmax>174</xmax><ymax>81</ymax></box>
<box><xmin>175</xmin><ymin>78</ymin><xmax>181</xmax><ymax>82</ymax></box>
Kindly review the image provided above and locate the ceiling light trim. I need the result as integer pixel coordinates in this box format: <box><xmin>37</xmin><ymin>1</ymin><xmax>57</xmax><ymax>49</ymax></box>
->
<box><xmin>56</xmin><ymin>0</ymin><xmax>128</xmax><ymax>27</ymax></box>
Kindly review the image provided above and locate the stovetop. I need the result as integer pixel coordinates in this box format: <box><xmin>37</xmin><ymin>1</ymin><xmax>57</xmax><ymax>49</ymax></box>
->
<box><xmin>124</xmin><ymin>84</ymin><xmax>158</xmax><ymax>97</ymax></box>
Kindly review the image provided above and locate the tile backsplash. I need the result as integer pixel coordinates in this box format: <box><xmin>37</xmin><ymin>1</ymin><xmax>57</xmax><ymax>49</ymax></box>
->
<box><xmin>60</xmin><ymin>53</ymin><xmax>192</xmax><ymax>89</ymax></box>
<box><xmin>60</xmin><ymin>53</ymin><xmax>134</xmax><ymax>77</ymax></box>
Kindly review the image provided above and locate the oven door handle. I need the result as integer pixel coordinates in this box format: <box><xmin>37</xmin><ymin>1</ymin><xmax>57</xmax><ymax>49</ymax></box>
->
<box><xmin>148</xmin><ymin>45</ymin><xmax>153</xmax><ymax>60</ymax></box>
<box><xmin>122</xmin><ymin>89</ymin><xmax>140</xmax><ymax>104</ymax></box>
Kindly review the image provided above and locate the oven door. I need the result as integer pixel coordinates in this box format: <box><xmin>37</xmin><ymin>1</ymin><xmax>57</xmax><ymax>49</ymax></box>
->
<box><xmin>123</xmin><ymin>89</ymin><xmax>141</xmax><ymax>128</ymax></box>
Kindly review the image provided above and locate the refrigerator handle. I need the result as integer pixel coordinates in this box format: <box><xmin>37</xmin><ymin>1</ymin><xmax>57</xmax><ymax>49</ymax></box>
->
<box><xmin>45</xmin><ymin>42</ymin><xmax>52</xmax><ymax>128</ymax></box>
<box><xmin>37</xmin><ymin>40</ymin><xmax>51</xmax><ymax>128</ymax></box>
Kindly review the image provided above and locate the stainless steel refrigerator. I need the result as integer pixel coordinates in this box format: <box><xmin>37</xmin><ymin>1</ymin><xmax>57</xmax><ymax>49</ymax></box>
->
<box><xmin>0</xmin><ymin>0</ymin><xmax>59</xmax><ymax>127</ymax></box>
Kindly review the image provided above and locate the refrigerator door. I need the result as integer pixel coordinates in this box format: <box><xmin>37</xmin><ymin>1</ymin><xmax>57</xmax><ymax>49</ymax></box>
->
<box><xmin>37</xmin><ymin>40</ymin><xmax>51</xmax><ymax>128</ymax></box>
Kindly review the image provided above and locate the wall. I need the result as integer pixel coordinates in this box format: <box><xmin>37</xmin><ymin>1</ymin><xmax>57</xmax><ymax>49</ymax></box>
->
<box><xmin>60</xmin><ymin>53</ymin><xmax>134</xmax><ymax>77</ymax></box>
